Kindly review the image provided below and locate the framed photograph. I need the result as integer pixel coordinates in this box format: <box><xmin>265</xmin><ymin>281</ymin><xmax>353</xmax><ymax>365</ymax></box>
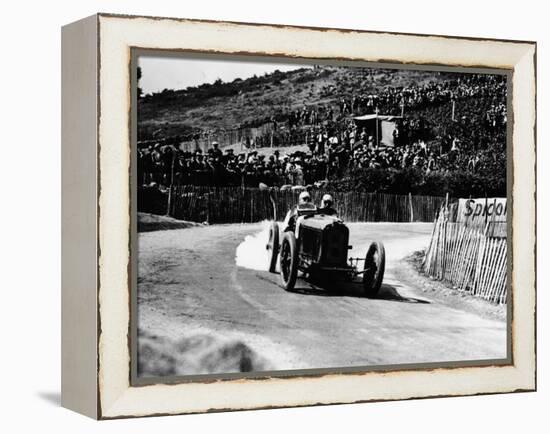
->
<box><xmin>61</xmin><ymin>13</ymin><xmax>536</xmax><ymax>419</ymax></box>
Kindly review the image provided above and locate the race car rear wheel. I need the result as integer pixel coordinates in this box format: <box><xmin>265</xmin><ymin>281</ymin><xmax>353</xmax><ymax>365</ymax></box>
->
<box><xmin>279</xmin><ymin>232</ymin><xmax>298</xmax><ymax>291</ymax></box>
<box><xmin>266</xmin><ymin>221</ymin><xmax>280</xmax><ymax>273</ymax></box>
<box><xmin>362</xmin><ymin>241</ymin><xmax>386</xmax><ymax>297</ymax></box>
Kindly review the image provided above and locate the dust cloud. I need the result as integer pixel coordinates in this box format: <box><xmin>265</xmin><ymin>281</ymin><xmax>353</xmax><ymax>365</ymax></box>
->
<box><xmin>235</xmin><ymin>221</ymin><xmax>275</xmax><ymax>271</ymax></box>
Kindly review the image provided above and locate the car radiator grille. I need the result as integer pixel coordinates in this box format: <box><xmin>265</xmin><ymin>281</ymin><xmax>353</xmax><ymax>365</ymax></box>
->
<box><xmin>323</xmin><ymin>225</ymin><xmax>349</xmax><ymax>265</ymax></box>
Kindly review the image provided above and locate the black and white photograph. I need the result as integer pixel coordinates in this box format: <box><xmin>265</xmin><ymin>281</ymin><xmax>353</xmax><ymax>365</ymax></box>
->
<box><xmin>134</xmin><ymin>53</ymin><xmax>509</xmax><ymax>380</ymax></box>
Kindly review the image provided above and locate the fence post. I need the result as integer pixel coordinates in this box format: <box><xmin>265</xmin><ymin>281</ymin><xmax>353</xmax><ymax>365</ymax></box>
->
<box><xmin>166</xmin><ymin>185</ymin><xmax>173</xmax><ymax>217</ymax></box>
<box><xmin>484</xmin><ymin>193</ymin><xmax>487</xmax><ymax>225</ymax></box>
<box><xmin>206</xmin><ymin>191</ymin><xmax>210</xmax><ymax>224</ymax></box>
<box><xmin>408</xmin><ymin>192</ymin><xmax>414</xmax><ymax>222</ymax></box>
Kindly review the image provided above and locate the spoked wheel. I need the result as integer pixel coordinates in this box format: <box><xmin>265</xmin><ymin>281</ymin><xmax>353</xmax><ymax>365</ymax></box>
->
<box><xmin>362</xmin><ymin>241</ymin><xmax>386</xmax><ymax>297</ymax></box>
<box><xmin>279</xmin><ymin>232</ymin><xmax>298</xmax><ymax>291</ymax></box>
<box><xmin>266</xmin><ymin>221</ymin><xmax>280</xmax><ymax>273</ymax></box>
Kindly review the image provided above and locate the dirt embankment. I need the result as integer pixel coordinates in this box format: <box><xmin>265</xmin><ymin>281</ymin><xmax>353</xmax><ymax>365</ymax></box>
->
<box><xmin>138</xmin><ymin>212</ymin><xmax>204</xmax><ymax>232</ymax></box>
<box><xmin>138</xmin><ymin>329</ymin><xmax>271</xmax><ymax>378</ymax></box>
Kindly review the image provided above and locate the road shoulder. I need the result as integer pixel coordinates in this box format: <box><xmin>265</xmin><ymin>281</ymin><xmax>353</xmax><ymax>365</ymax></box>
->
<box><xmin>394</xmin><ymin>251</ymin><xmax>506</xmax><ymax>322</ymax></box>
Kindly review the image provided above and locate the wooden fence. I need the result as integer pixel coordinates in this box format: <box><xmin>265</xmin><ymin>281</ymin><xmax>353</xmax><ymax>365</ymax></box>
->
<box><xmin>422</xmin><ymin>208</ymin><xmax>508</xmax><ymax>304</ymax></box>
<box><xmin>164</xmin><ymin>186</ymin><xmax>447</xmax><ymax>224</ymax></box>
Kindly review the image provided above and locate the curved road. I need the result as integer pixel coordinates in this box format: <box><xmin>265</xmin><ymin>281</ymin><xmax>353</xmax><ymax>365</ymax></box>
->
<box><xmin>137</xmin><ymin>222</ymin><xmax>507</xmax><ymax>376</ymax></box>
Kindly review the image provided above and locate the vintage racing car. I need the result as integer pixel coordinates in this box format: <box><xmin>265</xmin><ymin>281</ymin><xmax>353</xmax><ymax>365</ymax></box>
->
<box><xmin>266</xmin><ymin>202</ymin><xmax>385</xmax><ymax>296</ymax></box>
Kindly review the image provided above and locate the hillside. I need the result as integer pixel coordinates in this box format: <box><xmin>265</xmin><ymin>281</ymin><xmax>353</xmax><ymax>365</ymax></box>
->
<box><xmin>137</xmin><ymin>65</ymin><xmax>455</xmax><ymax>140</ymax></box>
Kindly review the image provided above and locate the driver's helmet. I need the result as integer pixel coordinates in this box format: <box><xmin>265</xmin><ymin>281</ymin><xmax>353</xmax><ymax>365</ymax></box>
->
<box><xmin>298</xmin><ymin>191</ymin><xmax>312</xmax><ymax>205</ymax></box>
<box><xmin>321</xmin><ymin>193</ymin><xmax>334</xmax><ymax>208</ymax></box>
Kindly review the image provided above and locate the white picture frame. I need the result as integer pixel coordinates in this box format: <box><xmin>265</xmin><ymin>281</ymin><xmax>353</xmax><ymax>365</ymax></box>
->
<box><xmin>61</xmin><ymin>13</ymin><xmax>536</xmax><ymax>419</ymax></box>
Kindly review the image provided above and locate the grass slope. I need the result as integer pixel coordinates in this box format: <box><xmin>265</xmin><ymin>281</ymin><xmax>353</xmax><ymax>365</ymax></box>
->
<box><xmin>137</xmin><ymin>65</ymin><xmax>452</xmax><ymax>139</ymax></box>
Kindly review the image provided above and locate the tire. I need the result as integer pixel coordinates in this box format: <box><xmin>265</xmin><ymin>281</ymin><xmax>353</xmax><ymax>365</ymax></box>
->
<box><xmin>266</xmin><ymin>221</ymin><xmax>280</xmax><ymax>273</ymax></box>
<box><xmin>362</xmin><ymin>241</ymin><xmax>386</xmax><ymax>297</ymax></box>
<box><xmin>279</xmin><ymin>232</ymin><xmax>299</xmax><ymax>291</ymax></box>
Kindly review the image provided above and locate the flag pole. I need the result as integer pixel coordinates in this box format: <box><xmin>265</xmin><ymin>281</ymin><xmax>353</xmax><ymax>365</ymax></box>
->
<box><xmin>375</xmin><ymin>107</ymin><xmax>379</xmax><ymax>147</ymax></box>
<box><xmin>451</xmin><ymin>94</ymin><xmax>456</xmax><ymax>121</ymax></box>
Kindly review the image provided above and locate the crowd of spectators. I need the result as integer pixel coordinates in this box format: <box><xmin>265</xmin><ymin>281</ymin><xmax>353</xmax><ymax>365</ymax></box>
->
<box><xmin>137</xmin><ymin>73</ymin><xmax>507</xmax><ymax>189</ymax></box>
<box><xmin>138</xmin><ymin>135</ymin><xmax>503</xmax><ymax>189</ymax></box>
<box><xmin>236</xmin><ymin>73</ymin><xmax>506</xmax><ymax>146</ymax></box>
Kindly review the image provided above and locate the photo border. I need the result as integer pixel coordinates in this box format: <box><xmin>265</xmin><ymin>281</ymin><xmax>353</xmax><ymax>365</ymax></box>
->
<box><xmin>129</xmin><ymin>49</ymin><xmax>514</xmax><ymax>387</ymax></box>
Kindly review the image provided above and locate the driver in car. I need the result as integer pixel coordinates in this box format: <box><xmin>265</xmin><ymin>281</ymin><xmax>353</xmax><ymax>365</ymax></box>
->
<box><xmin>317</xmin><ymin>194</ymin><xmax>338</xmax><ymax>216</ymax></box>
<box><xmin>283</xmin><ymin>191</ymin><xmax>316</xmax><ymax>232</ymax></box>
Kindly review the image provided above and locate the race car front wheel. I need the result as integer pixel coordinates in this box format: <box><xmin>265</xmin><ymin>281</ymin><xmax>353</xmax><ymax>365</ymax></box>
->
<box><xmin>279</xmin><ymin>232</ymin><xmax>298</xmax><ymax>291</ymax></box>
<box><xmin>362</xmin><ymin>241</ymin><xmax>386</xmax><ymax>297</ymax></box>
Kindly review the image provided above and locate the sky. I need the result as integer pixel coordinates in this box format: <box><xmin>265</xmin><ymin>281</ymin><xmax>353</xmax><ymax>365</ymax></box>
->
<box><xmin>138</xmin><ymin>54</ymin><xmax>312</xmax><ymax>95</ymax></box>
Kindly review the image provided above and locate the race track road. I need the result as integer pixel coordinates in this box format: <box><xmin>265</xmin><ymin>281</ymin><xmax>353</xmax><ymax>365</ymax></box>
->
<box><xmin>137</xmin><ymin>222</ymin><xmax>507</xmax><ymax>376</ymax></box>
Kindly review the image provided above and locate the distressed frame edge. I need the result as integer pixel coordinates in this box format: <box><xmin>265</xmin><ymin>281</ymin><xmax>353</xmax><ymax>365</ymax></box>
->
<box><xmin>94</xmin><ymin>11</ymin><xmax>536</xmax><ymax>46</ymax></box>
<box><xmin>94</xmin><ymin>14</ymin><xmax>536</xmax><ymax>419</ymax></box>
<box><xmin>61</xmin><ymin>13</ymin><xmax>100</xmax><ymax>419</ymax></box>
